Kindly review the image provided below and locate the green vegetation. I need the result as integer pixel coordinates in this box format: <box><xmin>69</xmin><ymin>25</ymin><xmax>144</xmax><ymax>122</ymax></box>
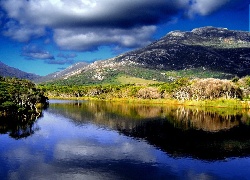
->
<box><xmin>39</xmin><ymin>77</ymin><xmax>250</xmax><ymax>108</ymax></box>
<box><xmin>45</xmin><ymin>66</ymin><xmax>170</xmax><ymax>86</ymax></box>
<box><xmin>45</xmin><ymin>65</ymin><xmax>234</xmax><ymax>86</ymax></box>
<box><xmin>164</xmin><ymin>67</ymin><xmax>233</xmax><ymax>79</ymax></box>
<box><xmin>115</xmin><ymin>75</ymin><xmax>160</xmax><ymax>84</ymax></box>
<box><xmin>0</xmin><ymin>76</ymin><xmax>48</xmax><ymax>116</ymax></box>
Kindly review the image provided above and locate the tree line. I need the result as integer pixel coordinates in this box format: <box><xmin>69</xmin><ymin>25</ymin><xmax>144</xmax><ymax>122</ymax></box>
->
<box><xmin>39</xmin><ymin>76</ymin><xmax>250</xmax><ymax>101</ymax></box>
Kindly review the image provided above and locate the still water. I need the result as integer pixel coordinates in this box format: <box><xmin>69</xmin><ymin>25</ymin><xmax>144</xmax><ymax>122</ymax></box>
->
<box><xmin>1</xmin><ymin>100</ymin><xmax>250</xmax><ymax>180</ymax></box>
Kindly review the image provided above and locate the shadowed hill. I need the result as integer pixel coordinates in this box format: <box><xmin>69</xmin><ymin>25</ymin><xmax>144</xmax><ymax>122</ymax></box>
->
<box><xmin>0</xmin><ymin>61</ymin><xmax>41</xmax><ymax>81</ymax></box>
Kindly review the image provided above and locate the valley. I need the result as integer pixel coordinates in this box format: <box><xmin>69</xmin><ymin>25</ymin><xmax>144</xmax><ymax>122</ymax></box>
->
<box><xmin>1</xmin><ymin>27</ymin><xmax>250</xmax><ymax>108</ymax></box>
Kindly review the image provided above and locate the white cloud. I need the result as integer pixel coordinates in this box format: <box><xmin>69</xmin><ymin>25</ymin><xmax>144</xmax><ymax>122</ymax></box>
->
<box><xmin>0</xmin><ymin>0</ymin><xmax>241</xmax><ymax>51</ymax></box>
<box><xmin>187</xmin><ymin>0</ymin><xmax>230</xmax><ymax>17</ymax></box>
<box><xmin>54</xmin><ymin>26</ymin><xmax>157</xmax><ymax>51</ymax></box>
<box><xmin>3</xmin><ymin>21</ymin><xmax>45</xmax><ymax>42</ymax></box>
<box><xmin>22</xmin><ymin>44</ymin><xmax>54</xmax><ymax>60</ymax></box>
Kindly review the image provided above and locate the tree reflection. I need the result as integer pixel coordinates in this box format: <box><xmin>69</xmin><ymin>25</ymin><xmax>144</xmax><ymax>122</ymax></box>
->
<box><xmin>0</xmin><ymin>112</ymin><xmax>41</xmax><ymax>139</ymax></box>
<box><xmin>49</xmin><ymin>100</ymin><xmax>250</xmax><ymax>160</ymax></box>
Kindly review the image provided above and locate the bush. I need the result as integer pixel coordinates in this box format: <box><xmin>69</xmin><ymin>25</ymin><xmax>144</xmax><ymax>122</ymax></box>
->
<box><xmin>159</xmin><ymin>77</ymin><xmax>190</xmax><ymax>94</ymax></box>
<box><xmin>137</xmin><ymin>87</ymin><xmax>161</xmax><ymax>99</ymax></box>
<box><xmin>173</xmin><ymin>78</ymin><xmax>243</xmax><ymax>101</ymax></box>
<box><xmin>238</xmin><ymin>76</ymin><xmax>250</xmax><ymax>99</ymax></box>
<box><xmin>245</xmin><ymin>76</ymin><xmax>250</xmax><ymax>86</ymax></box>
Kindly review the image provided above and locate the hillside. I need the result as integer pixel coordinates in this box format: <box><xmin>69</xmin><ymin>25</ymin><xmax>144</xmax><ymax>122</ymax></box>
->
<box><xmin>0</xmin><ymin>61</ymin><xmax>40</xmax><ymax>80</ymax></box>
<box><xmin>42</xmin><ymin>27</ymin><xmax>250</xmax><ymax>85</ymax></box>
<box><xmin>35</xmin><ymin>62</ymin><xmax>89</xmax><ymax>83</ymax></box>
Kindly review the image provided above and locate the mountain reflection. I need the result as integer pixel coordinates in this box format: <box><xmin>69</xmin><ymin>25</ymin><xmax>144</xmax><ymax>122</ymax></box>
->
<box><xmin>48</xmin><ymin>100</ymin><xmax>250</xmax><ymax>160</ymax></box>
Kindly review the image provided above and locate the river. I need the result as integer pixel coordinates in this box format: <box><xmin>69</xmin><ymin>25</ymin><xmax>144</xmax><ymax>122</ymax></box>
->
<box><xmin>1</xmin><ymin>100</ymin><xmax>250</xmax><ymax>180</ymax></box>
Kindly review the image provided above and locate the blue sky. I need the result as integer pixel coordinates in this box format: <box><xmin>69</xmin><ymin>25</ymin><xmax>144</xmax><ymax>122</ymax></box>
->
<box><xmin>0</xmin><ymin>0</ymin><xmax>249</xmax><ymax>76</ymax></box>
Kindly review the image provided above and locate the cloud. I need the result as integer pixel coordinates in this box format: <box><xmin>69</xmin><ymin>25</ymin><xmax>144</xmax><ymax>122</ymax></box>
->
<box><xmin>0</xmin><ymin>0</ymin><xmax>245</xmax><ymax>51</ymax></box>
<box><xmin>57</xmin><ymin>53</ymin><xmax>77</xmax><ymax>59</ymax></box>
<box><xmin>54</xmin><ymin>26</ymin><xmax>157</xmax><ymax>51</ymax></box>
<box><xmin>0</xmin><ymin>0</ymin><xmax>186</xmax><ymax>50</ymax></box>
<box><xmin>21</xmin><ymin>45</ymin><xmax>78</xmax><ymax>64</ymax></box>
<box><xmin>0</xmin><ymin>11</ymin><xmax>4</xmax><ymax>26</ymax></box>
<box><xmin>3</xmin><ymin>20</ymin><xmax>45</xmax><ymax>42</ymax></box>
<box><xmin>22</xmin><ymin>45</ymin><xmax>55</xmax><ymax>60</ymax></box>
<box><xmin>187</xmin><ymin>0</ymin><xmax>231</xmax><ymax>17</ymax></box>
<box><xmin>1</xmin><ymin>0</ymin><xmax>186</xmax><ymax>28</ymax></box>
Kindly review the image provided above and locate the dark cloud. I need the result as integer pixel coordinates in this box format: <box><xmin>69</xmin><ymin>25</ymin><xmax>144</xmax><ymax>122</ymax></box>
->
<box><xmin>0</xmin><ymin>0</ymin><xmax>186</xmax><ymax>50</ymax></box>
<box><xmin>22</xmin><ymin>45</ymin><xmax>54</xmax><ymax>60</ymax></box>
<box><xmin>1</xmin><ymin>0</ymin><xmax>186</xmax><ymax>28</ymax></box>
<box><xmin>0</xmin><ymin>0</ymin><xmax>247</xmax><ymax>51</ymax></box>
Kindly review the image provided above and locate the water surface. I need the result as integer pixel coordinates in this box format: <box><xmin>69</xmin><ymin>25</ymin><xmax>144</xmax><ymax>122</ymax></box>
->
<box><xmin>1</xmin><ymin>100</ymin><xmax>250</xmax><ymax>179</ymax></box>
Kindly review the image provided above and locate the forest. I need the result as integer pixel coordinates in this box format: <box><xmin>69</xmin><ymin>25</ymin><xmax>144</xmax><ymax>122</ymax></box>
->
<box><xmin>0</xmin><ymin>76</ymin><xmax>48</xmax><ymax>116</ymax></box>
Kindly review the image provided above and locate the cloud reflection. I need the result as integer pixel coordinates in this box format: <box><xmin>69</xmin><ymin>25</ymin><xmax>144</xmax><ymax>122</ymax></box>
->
<box><xmin>0</xmin><ymin>109</ymin><xmax>249</xmax><ymax>180</ymax></box>
<box><xmin>54</xmin><ymin>139</ymin><xmax>156</xmax><ymax>163</ymax></box>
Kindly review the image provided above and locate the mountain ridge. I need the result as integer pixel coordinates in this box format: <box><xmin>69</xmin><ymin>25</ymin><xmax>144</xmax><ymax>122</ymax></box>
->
<box><xmin>0</xmin><ymin>61</ymin><xmax>41</xmax><ymax>80</ymax></box>
<box><xmin>43</xmin><ymin>26</ymin><xmax>249</xmax><ymax>85</ymax></box>
<box><xmin>113</xmin><ymin>26</ymin><xmax>250</xmax><ymax>73</ymax></box>
<box><xmin>36</xmin><ymin>62</ymin><xmax>89</xmax><ymax>83</ymax></box>
<box><xmin>2</xmin><ymin>26</ymin><xmax>249</xmax><ymax>84</ymax></box>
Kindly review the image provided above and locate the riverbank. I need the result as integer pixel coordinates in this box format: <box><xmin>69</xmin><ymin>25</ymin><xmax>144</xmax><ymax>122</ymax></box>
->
<box><xmin>48</xmin><ymin>96</ymin><xmax>250</xmax><ymax>109</ymax></box>
<box><xmin>40</xmin><ymin>77</ymin><xmax>250</xmax><ymax>109</ymax></box>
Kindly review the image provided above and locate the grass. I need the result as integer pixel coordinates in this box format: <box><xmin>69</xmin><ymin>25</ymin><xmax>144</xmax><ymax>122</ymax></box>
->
<box><xmin>48</xmin><ymin>96</ymin><xmax>250</xmax><ymax>109</ymax></box>
<box><xmin>165</xmin><ymin>68</ymin><xmax>234</xmax><ymax>79</ymax></box>
<box><xmin>115</xmin><ymin>75</ymin><xmax>161</xmax><ymax>84</ymax></box>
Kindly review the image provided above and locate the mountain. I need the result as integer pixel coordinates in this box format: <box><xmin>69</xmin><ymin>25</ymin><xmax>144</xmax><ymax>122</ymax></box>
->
<box><xmin>0</xmin><ymin>61</ymin><xmax>41</xmax><ymax>80</ymax></box>
<box><xmin>36</xmin><ymin>62</ymin><xmax>89</xmax><ymax>83</ymax></box>
<box><xmin>43</xmin><ymin>27</ymin><xmax>250</xmax><ymax>85</ymax></box>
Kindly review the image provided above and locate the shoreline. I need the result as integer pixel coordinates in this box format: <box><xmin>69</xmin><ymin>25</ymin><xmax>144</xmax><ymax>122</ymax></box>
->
<box><xmin>48</xmin><ymin>96</ymin><xmax>250</xmax><ymax>109</ymax></box>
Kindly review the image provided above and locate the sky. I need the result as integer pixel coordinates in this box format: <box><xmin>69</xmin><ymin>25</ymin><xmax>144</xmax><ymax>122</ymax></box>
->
<box><xmin>0</xmin><ymin>0</ymin><xmax>249</xmax><ymax>76</ymax></box>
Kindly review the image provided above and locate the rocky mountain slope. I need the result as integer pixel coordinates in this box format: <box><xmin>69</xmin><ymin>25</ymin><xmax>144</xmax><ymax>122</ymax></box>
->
<box><xmin>42</xmin><ymin>27</ymin><xmax>250</xmax><ymax>84</ymax></box>
<box><xmin>0</xmin><ymin>61</ymin><xmax>40</xmax><ymax>80</ymax></box>
<box><xmin>36</xmin><ymin>62</ymin><xmax>89</xmax><ymax>82</ymax></box>
<box><xmin>117</xmin><ymin>26</ymin><xmax>250</xmax><ymax>76</ymax></box>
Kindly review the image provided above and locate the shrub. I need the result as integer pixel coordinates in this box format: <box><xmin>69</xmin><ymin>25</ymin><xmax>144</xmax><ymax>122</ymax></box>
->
<box><xmin>137</xmin><ymin>87</ymin><xmax>161</xmax><ymax>99</ymax></box>
<box><xmin>173</xmin><ymin>78</ymin><xmax>243</xmax><ymax>101</ymax></box>
<box><xmin>238</xmin><ymin>76</ymin><xmax>250</xmax><ymax>99</ymax></box>
<box><xmin>245</xmin><ymin>76</ymin><xmax>250</xmax><ymax>86</ymax></box>
<box><xmin>128</xmin><ymin>86</ymin><xmax>141</xmax><ymax>97</ymax></box>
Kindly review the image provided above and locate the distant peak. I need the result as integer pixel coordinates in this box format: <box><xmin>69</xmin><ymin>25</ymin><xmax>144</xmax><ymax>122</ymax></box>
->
<box><xmin>165</xmin><ymin>27</ymin><xmax>231</xmax><ymax>38</ymax></box>
<box><xmin>191</xmin><ymin>26</ymin><xmax>229</xmax><ymax>34</ymax></box>
<box><xmin>167</xmin><ymin>30</ymin><xmax>185</xmax><ymax>37</ymax></box>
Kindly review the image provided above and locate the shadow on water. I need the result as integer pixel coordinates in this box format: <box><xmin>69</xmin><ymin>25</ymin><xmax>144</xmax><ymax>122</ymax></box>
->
<box><xmin>0</xmin><ymin>112</ymin><xmax>42</xmax><ymax>139</ymax></box>
<box><xmin>48</xmin><ymin>100</ymin><xmax>250</xmax><ymax>161</ymax></box>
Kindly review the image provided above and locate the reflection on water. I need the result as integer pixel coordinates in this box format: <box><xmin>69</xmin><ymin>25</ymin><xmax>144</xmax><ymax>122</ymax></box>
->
<box><xmin>48</xmin><ymin>100</ymin><xmax>250</xmax><ymax>160</ymax></box>
<box><xmin>49</xmin><ymin>100</ymin><xmax>250</xmax><ymax>132</ymax></box>
<box><xmin>0</xmin><ymin>113</ymin><xmax>41</xmax><ymax>139</ymax></box>
<box><xmin>1</xmin><ymin>100</ymin><xmax>250</xmax><ymax>179</ymax></box>
<box><xmin>47</xmin><ymin>100</ymin><xmax>250</xmax><ymax>132</ymax></box>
